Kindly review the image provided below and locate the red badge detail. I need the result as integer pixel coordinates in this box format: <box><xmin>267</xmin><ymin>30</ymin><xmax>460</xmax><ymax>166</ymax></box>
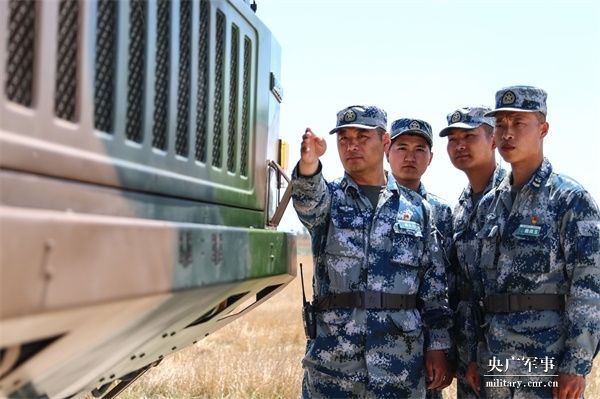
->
<box><xmin>531</xmin><ymin>216</ymin><xmax>538</xmax><ymax>224</ymax></box>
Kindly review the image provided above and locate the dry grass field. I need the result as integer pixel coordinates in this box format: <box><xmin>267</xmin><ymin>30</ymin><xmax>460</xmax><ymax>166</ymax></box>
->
<box><xmin>109</xmin><ymin>235</ymin><xmax>600</xmax><ymax>398</ymax></box>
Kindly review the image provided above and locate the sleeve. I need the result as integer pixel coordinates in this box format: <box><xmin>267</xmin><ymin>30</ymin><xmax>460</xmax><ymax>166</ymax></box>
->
<box><xmin>465</xmin><ymin>194</ymin><xmax>495</xmax><ymax>362</ymax></box>
<box><xmin>438</xmin><ymin>204</ymin><xmax>456</xmax><ymax>307</ymax></box>
<box><xmin>440</xmin><ymin>204</ymin><xmax>455</xmax><ymax>263</ymax></box>
<box><xmin>291</xmin><ymin>161</ymin><xmax>331</xmax><ymax>233</ymax></box>
<box><xmin>558</xmin><ymin>190</ymin><xmax>600</xmax><ymax>376</ymax></box>
<box><xmin>420</xmin><ymin>206</ymin><xmax>454</xmax><ymax>351</ymax></box>
<box><xmin>446</xmin><ymin>241</ymin><xmax>460</xmax><ymax>311</ymax></box>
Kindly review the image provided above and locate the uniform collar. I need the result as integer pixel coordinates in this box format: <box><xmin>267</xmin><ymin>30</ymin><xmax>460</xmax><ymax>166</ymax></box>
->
<box><xmin>390</xmin><ymin>175</ymin><xmax>423</xmax><ymax>201</ymax></box>
<box><xmin>341</xmin><ymin>170</ymin><xmax>396</xmax><ymax>194</ymax></box>
<box><xmin>526</xmin><ymin>158</ymin><xmax>552</xmax><ymax>191</ymax></box>
<box><xmin>418</xmin><ymin>182</ymin><xmax>428</xmax><ymax>199</ymax></box>
<box><xmin>489</xmin><ymin>164</ymin><xmax>509</xmax><ymax>194</ymax></box>
<box><xmin>459</xmin><ymin>164</ymin><xmax>507</xmax><ymax>206</ymax></box>
<box><xmin>495</xmin><ymin>158</ymin><xmax>551</xmax><ymax>210</ymax></box>
<box><xmin>499</xmin><ymin>158</ymin><xmax>552</xmax><ymax>194</ymax></box>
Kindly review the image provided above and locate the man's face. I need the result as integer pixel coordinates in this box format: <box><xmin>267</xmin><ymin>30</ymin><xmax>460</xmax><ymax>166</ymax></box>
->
<box><xmin>386</xmin><ymin>134</ymin><xmax>432</xmax><ymax>189</ymax></box>
<box><xmin>493</xmin><ymin>111</ymin><xmax>548</xmax><ymax>165</ymax></box>
<box><xmin>446</xmin><ymin>125</ymin><xmax>496</xmax><ymax>172</ymax></box>
<box><xmin>336</xmin><ymin>127</ymin><xmax>390</xmax><ymax>178</ymax></box>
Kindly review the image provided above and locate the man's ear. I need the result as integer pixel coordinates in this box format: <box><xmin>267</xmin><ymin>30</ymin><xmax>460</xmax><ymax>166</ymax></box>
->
<box><xmin>383</xmin><ymin>131</ymin><xmax>391</xmax><ymax>151</ymax></box>
<box><xmin>429</xmin><ymin>151</ymin><xmax>434</xmax><ymax>166</ymax></box>
<box><xmin>540</xmin><ymin>122</ymin><xmax>549</xmax><ymax>139</ymax></box>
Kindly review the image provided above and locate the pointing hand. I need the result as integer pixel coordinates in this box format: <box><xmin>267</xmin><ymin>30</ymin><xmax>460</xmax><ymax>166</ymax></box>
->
<box><xmin>299</xmin><ymin>128</ymin><xmax>327</xmax><ymax>176</ymax></box>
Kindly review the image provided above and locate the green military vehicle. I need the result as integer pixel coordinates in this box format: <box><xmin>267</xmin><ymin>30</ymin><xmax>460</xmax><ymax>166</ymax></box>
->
<box><xmin>0</xmin><ymin>0</ymin><xmax>296</xmax><ymax>397</ymax></box>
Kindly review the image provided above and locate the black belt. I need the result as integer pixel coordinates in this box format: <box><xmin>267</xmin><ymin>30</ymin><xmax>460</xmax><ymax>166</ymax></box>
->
<box><xmin>483</xmin><ymin>293</ymin><xmax>567</xmax><ymax>313</ymax></box>
<box><xmin>314</xmin><ymin>291</ymin><xmax>417</xmax><ymax>311</ymax></box>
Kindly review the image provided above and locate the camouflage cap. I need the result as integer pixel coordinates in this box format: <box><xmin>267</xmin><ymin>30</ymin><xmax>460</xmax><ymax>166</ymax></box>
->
<box><xmin>439</xmin><ymin>106</ymin><xmax>495</xmax><ymax>137</ymax></box>
<box><xmin>329</xmin><ymin>105</ymin><xmax>387</xmax><ymax>134</ymax></box>
<box><xmin>390</xmin><ymin>118</ymin><xmax>433</xmax><ymax>147</ymax></box>
<box><xmin>485</xmin><ymin>85</ymin><xmax>548</xmax><ymax>117</ymax></box>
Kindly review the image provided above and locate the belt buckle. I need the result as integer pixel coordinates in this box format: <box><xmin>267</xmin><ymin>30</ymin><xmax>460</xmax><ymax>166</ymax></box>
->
<box><xmin>363</xmin><ymin>291</ymin><xmax>382</xmax><ymax>309</ymax></box>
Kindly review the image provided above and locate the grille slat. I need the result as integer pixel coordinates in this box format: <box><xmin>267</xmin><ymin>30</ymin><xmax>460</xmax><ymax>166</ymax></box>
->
<box><xmin>126</xmin><ymin>0</ymin><xmax>147</xmax><ymax>143</ymax></box>
<box><xmin>175</xmin><ymin>0</ymin><xmax>191</xmax><ymax>156</ymax></box>
<box><xmin>195</xmin><ymin>1</ymin><xmax>210</xmax><ymax>163</ymax></box>
<box><xmin>94</xmin><ymin>0</ymin><xmax>117</xmax><ymax>134</ymax></box>
<box><xmin>240</xmin><ymin>37</ymin><xmax>251</xmax><ymax>177</ymax></box>
<box><xmin>227</xmin><ymin>26</ymin><xmax>239</xmax><ymax>173</ymax></box>
<box><xmin>55</xmin><ymin>0</ymin><xmax>79</xmax><ymax>121</ymax></box>
<box><xmin>212</xmin><ymin>11</ymin><xmax>225</xmax><ymax>168</ymax></box>
<box><xmin>5</xmin><ymin>0</ymin><xmax>36</xmax><ymax>107</ymax></box>
<box><xmin>152</xmin><ymin>0</ymin><xmax>170</xmax><ymax>150</ymax></box>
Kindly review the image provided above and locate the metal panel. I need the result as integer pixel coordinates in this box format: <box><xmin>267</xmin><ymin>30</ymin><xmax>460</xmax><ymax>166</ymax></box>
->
<box><xmin>1</xmin><ymin>0</ymin><xmax>275</xmax><ymax>211</ymax></box>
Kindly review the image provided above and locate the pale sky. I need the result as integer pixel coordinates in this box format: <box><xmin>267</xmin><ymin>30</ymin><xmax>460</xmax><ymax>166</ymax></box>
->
<box><xmin>255</xmin><ymin>0</ymin><xmax>600</xmax><ymax>232</ymax></box>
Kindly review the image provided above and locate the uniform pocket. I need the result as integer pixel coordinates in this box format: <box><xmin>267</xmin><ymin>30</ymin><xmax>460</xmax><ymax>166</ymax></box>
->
<box><xmin>477</xmin><ymin>222</ymin><xmax>499</xmax><ymax>279</ymax></box>
<box><xmin>455</xmin><ymin>237</ymin><xmax>479</xmax><ymax>277</ymax></box>
<box><xmin>325</xmin><ymin>205</ymin><xmax>365</xmax><ymax>259</ymax></box>
<box><xmin>577</xmin><ymin>221</ymin><xmax>600</xmax><ymax>267</ymax></box>
<box><xmin>510</xmin><ymin>224</ymin><xmax>550</xmax><ymax>273</ymax></box>
<box><xmin>316</xmin><ymin>309</ymin><xmax>357</xmax><ymax>337</ymax></box>
<box><xmin>508</xmin><ymin>311</ymin><xmax>565</xmax><ymax>334</ymax></box>
<box><xmin>325</xmin><ymin>206</ymin><xmax>365</xmax><ymax>290</ymax></box>
<box><xmin>391</xmin><ymin>221</ymin><xmax>423</xmax><ymax>268</ymax></box>
<box><xmin>389</xmin><ymin>309</ymin><xmax>421</xmax><ymax>332</ymax></box>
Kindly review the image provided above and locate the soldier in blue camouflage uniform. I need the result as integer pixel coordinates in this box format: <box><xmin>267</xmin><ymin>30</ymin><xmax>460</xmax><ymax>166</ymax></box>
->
<box><xmin>385</xmin><ymin>118</ymin><xmax>455</xmax><ymax>398</ymax></box>
<box><xmin>438</xmin><ymin>106</ymin><xmax>507</xmax><ymax>398</ymax></box>
<box><xmin>292</xmin><ymin>105</ymin><xmax>453</xmax><ymax>398</ymax></box>
<box><xmin>466</xmin><ymin>86</ymin><xmax>600</xmax><ymax>399</ymax></box>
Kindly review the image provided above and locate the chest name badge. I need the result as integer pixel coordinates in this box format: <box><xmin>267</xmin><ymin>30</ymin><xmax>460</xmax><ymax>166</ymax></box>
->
<box><xmin>516</xmin><ymin>224</ymin><xmax>541</xmax><ymax>237</ymax></box>
<box><xmin>394</xmin><ymin>220</ymin><xmax>420</xmax><ymax>233</ymax></box>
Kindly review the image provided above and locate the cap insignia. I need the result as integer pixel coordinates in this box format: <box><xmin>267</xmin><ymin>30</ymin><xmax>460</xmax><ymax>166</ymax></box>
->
<box><xmin>502</xmin><ymin>91</ymin><xmax>516</xmax><ymax>105</ymax></box>
<box><xmin>344</xmin><ymin>110</ymin><xmax>357</xmax><ymax>122</ymax></box>
<box><xmin>451</xmin><ymin>111</ymin><xmax>462</xmax><ymax>123</ymax></box>
<box><xmin>409</xmin><ymin>120</ymin><xmax>421</xmax><ymax>130</ymax></box>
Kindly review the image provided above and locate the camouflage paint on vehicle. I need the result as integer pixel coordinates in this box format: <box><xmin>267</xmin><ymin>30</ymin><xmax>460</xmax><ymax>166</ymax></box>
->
<box><xmin>0</xmin><ymin>0</ymin><xmax>296</xmax><ymax>398</ymax></box>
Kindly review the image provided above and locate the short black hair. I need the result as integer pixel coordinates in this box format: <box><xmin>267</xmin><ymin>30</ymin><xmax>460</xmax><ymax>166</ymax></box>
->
<box><xmin>482</xmin><ymin>123</ymin><xmax>494</xmax><ymax>136</ymax></box>
<box><xmin>534</xmin><ymin>112</ymin><xmax>546</xmax><ymax>123</ymax></box>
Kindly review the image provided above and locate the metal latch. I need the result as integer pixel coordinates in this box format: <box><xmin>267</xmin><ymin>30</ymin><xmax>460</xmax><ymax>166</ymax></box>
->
<box><xmin>267</xmin><ymin>160</ymin><xmax>292</xmax><ymax>227</ymax></box>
